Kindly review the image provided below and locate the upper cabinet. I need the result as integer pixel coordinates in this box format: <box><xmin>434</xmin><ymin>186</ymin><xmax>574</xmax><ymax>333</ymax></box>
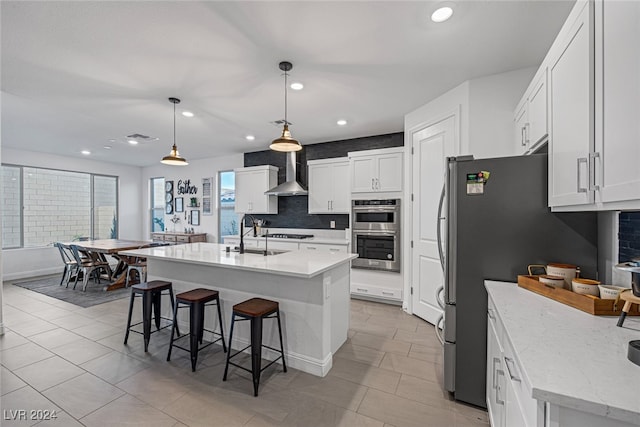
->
<box><xmin>307</xmin><ymin>157</ymin><xmax>350</xmax><ymax>214</ymax></box>
<box><xmin>518</xmin><ymin>0</ymin><xmax>640</xmax><ymax>211</ymax></box>
<box><xmin>594</xmin><ymin>0</ymin><xmax>640</xmax><ymax>205</ymax></box>
<box><xmin>234</xmin><ymin>165</ymin><xmax>278</xmax><ymax>214</ymax></box>
<box><xmin>548</xmin><ymin>0</ymin><xmax>594</xmax><ymax>208</ymax></box>
<box><xmin>349</xmin><ymin>147</ymin><xmax>404</xmax><ymax>194</ymax></box>
<box><xmin>514</xmin><ymin>69</ymin><xmax>548</xmax><ymax>155</ymax></box>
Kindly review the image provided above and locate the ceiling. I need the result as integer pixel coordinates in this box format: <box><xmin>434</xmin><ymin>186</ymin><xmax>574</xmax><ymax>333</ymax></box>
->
<box><xmin>1</xmin><ymin>1</ymin><xmax>575</xmax><ymax>167</ymax></box>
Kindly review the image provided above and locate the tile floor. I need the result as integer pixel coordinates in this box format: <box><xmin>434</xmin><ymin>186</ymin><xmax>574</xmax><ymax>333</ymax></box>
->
<box><xmin>1</xmin><ymin>279</ymin><xmax>489</xmax><ymax>427</ymax></box>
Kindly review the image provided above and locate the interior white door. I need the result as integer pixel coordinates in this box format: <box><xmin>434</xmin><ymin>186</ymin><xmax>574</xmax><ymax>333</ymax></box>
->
<box><xmin>411</xmin><ymin>115</ymin><xmax>456</xmax><ymax>324</ymax></box>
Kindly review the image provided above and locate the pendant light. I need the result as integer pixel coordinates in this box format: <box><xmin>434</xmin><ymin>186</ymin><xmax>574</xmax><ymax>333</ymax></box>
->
<box><xmin>270</xmin><ymin>61</ymin><xmax>302</xmax><ymax>152</ymax></box>
<box><xmin>161</xmin><ymin>97</ymin><xmax>189</xmax><ymax>166</ymax></box>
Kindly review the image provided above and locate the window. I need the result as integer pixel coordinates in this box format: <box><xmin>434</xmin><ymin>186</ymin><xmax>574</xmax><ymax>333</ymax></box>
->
<box><xmin>1</xmin><ymin>165</ymin><xmax>118</xmax><ymax>248</ymax></box>
<box><xmin>150</xmin><ymin>177</ymin><xmax>165</xmax><ymax>233</ymax></box>
<box><xmin>218</xmin><ymin>171</ymin><xmax>236</xmax><ymax>242</ymax></box>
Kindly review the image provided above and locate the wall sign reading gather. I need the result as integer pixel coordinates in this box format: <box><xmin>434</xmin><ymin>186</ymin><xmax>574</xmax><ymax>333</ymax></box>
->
<box><xmin>177</xmin><ymin>179</ymin><xmax>198</xmax><ymax>195</ymax></box>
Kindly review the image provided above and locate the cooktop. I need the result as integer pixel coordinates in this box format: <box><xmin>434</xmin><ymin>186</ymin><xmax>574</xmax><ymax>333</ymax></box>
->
<box><xmin>264</xmin><ymin>233</ymin><xmax>314</xmax><ymax>239</ymax></box>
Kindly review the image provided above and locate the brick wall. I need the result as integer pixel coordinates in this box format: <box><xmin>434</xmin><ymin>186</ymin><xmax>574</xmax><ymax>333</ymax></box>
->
<box><xmin>619</xmin><ymin>211</ymin><xmax>640</xmax><ymax>262</ymax></box>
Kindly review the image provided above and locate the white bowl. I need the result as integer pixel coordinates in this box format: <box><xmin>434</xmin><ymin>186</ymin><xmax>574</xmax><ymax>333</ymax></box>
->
<box><xmin>571</xmin><ymin>278</ymin><xmax>600</xmax><ymax>296</ymax></box>
<box><xmin>598</xmin><ymin>285</ymin><xmax>627</xmax><ymax>300</ymax></box>
<box><xmin>539</xmin><ymin>275</ymin><xmax>565</xmax><ymax>288</ymax></box>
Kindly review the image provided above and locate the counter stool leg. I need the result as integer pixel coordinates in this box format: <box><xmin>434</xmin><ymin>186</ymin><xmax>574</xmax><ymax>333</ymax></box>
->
<box><xmin>190</xmin><ymin>302</ymin><xmax>203</xmax><ymax>372</ymax></box>
<box><xmin>142</xmin><ymin>292</ymin><xmax>152</xmax><ymax>352</ymax></box>
<box><xmin>124</xmin><ymin>291</ymin><xmax>135</xmax><ymax>344</ymax></box>
<box><xmin>276</xmin><ymin>310</ymin><xmax>287</xmax><ymax>372</ymax></box>
<box><xmin>152</xmin><ymin>291</ymin><xmax>162</xmax><ymax>330</ymax></box>
<box><xmin>223</xmin><ymin>314</ymin><xmax>236</xmax><ymax>381</ymax></box>
<box><xmin>168</xmin><ymin>288</ymin><xmax>180</xmax><ymax>336</ymax></box>
<box><xmin>216</xmin><ymin>298</ymin><xmax>227</xmax><ymax>353</ymax></box>
<box><xmin>198</xmin><ymin>303</ymin><xmax>205</xmax><ymax>344</ymax></box>
<box><xmin>250</xmin><ymin>316</ymin><xmax>263</xmax><ymax>397</ymax></box>
<box><xmin>166</xmin><ymin>301</ymin><xmax>180</xmax><ymax>362</ymax></box>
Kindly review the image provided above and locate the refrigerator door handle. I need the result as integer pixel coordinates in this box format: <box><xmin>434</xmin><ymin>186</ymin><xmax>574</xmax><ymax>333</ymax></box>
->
<box><xmin>436</xmin><ymin>184</ymin><xmax>446</xmax><ymax>273</ymax></box>
<box><xmin>436</xmin><ymin>285</ymin><xmax>445</xmax><ymax>309</ymax></box>
<box><xmin>434</xmin><ymin>313</ymin><xmax>444</xmax><ymax>345</ymax></box>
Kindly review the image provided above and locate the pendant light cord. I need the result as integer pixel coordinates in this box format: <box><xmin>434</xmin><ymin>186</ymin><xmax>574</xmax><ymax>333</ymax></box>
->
<box><xmin>284</xmin><ymin>69</ymin><xmax>288</xmax><ymax>125</ymax></box>
<box><xmin>173</xmin><ymin>100</ymin><xmax>176</xmax><ymax>148</ymax></box>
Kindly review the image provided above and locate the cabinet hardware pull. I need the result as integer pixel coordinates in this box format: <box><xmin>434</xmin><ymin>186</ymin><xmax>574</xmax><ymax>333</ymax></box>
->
<box><xmin>356</xmin><ymin>288</ymin><xmax>368</xmax><ymax>292</ymax></box>
<box><xmin>504</xmin><ymin>357</ymin><xmax>521</xmax><ymax>382</ymax></box>
<box><xmin>487</xmin><ymin>308</ymin><xmax>495</xmax><ymax>320</ymax></box>
<box><xmin>496</xmin><ymin>370</ymin><xmax>505</xmax><ymax>405</ymax></box>
<box><xmin>577</xmin><ymin>157</ymin><xmax>588</xmax><ymax>193</ymax></box>
<box><xmin>525</xmin><ymin>122</ymin><xmax>530</xmax><ymax>145</ymax></box>
<box><xmin>371</xmin><ymin>178</ymin><xmax>375</xmax><ymax>190</ymax></box>
<box><xmin>376</xmin><ymin>178</ymin><xmax>380</xmax><ymax>190</ymax></box>
<box><xmin>521</xmin><ymin>126</ymin><xmax>527</xmax><ymax>146</ymax></box>
<box><xmin>307</xmin><ymin>246</ymin><xmax>317</xmax><ymax>250</ymax></box>
<box><xmin>589</xmin><ymin>152</ymin><xmax>600</xmax><ymax>192</ymax></box>
<box><xmin>382</xmin><ymin>291</ymin><xmax>393</xmax><ymax>296</ymax></box>
<box><xmin>493</xmin><ymin>357</ymin><xmax>500</xmax><ymax>389</ymax></box>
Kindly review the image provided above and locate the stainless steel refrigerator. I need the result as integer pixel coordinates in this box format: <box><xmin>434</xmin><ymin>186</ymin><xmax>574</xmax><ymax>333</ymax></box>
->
<box><xmin>442</xmin><ymin>154</ymin><xmax>598</xmax><ymax>408</ymax></box>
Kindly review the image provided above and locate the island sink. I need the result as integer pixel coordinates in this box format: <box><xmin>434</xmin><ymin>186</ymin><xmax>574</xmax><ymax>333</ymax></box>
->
<box><xmin>233</xmin><ymin>247</ymin><xmax>288</xmax><ymax>256</ymax></box>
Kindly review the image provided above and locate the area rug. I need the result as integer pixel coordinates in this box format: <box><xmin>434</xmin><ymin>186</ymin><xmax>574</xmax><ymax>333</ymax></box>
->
<box><xmin>13</xmin><ymin>276</ymin><xmax>130</xmax><ymax>308</ymax></box>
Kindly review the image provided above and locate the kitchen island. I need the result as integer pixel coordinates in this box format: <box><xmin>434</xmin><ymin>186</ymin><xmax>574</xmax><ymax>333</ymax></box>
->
<box><xmin>121</xmin><ymin>243</ymin><xmax>357</xmax><ymax>377</ymax></box>
<box><xmin>486</xmin><ymin>280</ymin><xmax>640</xmax><ymax>427</ymax></box>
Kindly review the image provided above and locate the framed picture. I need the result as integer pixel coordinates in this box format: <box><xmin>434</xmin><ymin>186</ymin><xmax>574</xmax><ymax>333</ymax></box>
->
<box><xmin>175</xmin><ymin>197</ymin><xmax>184</xmax><ymax>212</ymax></box>
<box><xmin>190</xmin><ymin>210</ymin><xmax>200</xmax><ymax>226</ymax></box>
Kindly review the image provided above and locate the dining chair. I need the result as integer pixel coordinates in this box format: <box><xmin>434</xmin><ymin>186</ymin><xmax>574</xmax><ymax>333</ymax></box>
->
<box><xmin>69</xmin><ymin>244</ymin><xmax>113</xmax><ymax>291</ymax></box>
<box><xmin>54</xmin><ymin>242</ymin><xmax>78</xmax><ymax>287</ymax></box>
<box><xmin>124</xmin><ymin>242</ymin><xmax>169</xmax><ymax>287</ymax></box>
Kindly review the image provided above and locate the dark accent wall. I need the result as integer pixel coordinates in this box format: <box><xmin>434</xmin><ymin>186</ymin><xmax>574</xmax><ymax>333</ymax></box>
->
<box><xmin>244</xmin><ymin>132</ymin><xmax>404</xmax><ymax>229</ymax></box>
<box><xmin>619</xmin><ymin>212</ymin><xmax>640</xmax><ymax>262</ymax></box>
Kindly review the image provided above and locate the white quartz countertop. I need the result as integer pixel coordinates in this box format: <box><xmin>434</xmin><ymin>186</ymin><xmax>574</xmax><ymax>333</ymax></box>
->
<box><xmin>485</xmin><ymin>280</ymin><xmax>640</xmax><ymax>425</ymax></box>
<box><xmin>121</xmin><ymin>243</ymin><xmax>357</xmax><ymax>279</ymax></box>
<box><xmin>224</xmin><ymin>235</ymin><xmax>349</xmax><ymax>245</ymax></box>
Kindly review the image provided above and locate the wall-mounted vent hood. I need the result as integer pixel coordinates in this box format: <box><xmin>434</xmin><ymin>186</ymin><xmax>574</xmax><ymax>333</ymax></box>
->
<box><xmin>264</xmin><ymin>152</ymin><xmax>308</xmax><ymax>196</ymax></box>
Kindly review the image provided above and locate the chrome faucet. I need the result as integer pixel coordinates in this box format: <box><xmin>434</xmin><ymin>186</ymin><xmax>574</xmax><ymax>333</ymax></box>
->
<box><xmin>239</xmin><ymin>214</ymin><xmax>257</xmax><ymax>254</ymax></box>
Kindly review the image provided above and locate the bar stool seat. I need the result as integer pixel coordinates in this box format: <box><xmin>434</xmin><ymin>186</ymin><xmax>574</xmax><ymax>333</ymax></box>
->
<box><xmin>223</xmin><ymin>297</ymin><xmax>287</xmax><ymax>396</ymax></box>
<box><xmin>617</xmin><ymin>289</ymin><xmax>640</xmax><ymax>327</ymax></box>
<box><xmin>167</xmin><ymin>288</ymin><xmax>227</xmax><ymax>372</ymax></box>
<box><xmin>124</xmin><ymin>280</ymin><xmax>178</xmax><ymax>352</ymax></box>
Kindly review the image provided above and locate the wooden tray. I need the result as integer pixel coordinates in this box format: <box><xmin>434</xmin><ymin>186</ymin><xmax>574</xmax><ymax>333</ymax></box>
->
<box><xmin>517</xmin><ymin>275</ymin><xmax>640</xmax><ymax>316</ymax></box>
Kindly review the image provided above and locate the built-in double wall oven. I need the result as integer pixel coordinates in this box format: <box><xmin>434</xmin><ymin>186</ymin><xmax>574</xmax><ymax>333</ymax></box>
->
<box><xmin>351</xmin><ymin>199</ymin><xmax>400</xmax><ymax>272</ymax></box>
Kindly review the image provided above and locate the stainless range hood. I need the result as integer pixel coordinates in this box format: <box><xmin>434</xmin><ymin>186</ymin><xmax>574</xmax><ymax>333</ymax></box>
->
<box><xmin>264</xmin><ymin>152</ymin><xmax>308</xmax><ymax>196</ymax></box>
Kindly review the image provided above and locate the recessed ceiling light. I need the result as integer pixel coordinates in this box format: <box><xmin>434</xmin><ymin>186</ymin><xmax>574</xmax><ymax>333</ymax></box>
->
<box><xmin>337</xmin><ymin>119</ymin><xmax>348</xmax><ymax>126</ymax></box>
<box><xmin>431</xmin><ymin>6</ymin><xmax>454</xmax><ymax>22</ymax></box>
<box><xmin>290</xmin><ymin>82</ymin><xmax>304</xmax><ymax>91</ymax></box>
<box><xmin>103</xmin><ymin>145</ymin><xmax>112</xmax><ymax>150</ymax></box>
<box><xmin>245</xmin><ymin>135</ymin><xmax>256</xmax><ymax>141</ymax></box>
<box><xmin>128</xmin><ymin>139</ymin><xmax>138</xmax><ymax>145</ymax></box>
<box><xmin>81</xmin><ymin>150</ymin><xmax>91</xmax><ymax>155</ymax></box>
<box><xmin>182</xmin><ymin>111</ymin><xmax>194</xmax><ymax>117</ymax></box>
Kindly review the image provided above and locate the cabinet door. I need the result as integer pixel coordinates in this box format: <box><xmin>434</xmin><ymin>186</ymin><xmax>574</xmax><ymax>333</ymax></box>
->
<box><xmin>330</xmin><ymin>161</ymin><xmax>351</xmax><ymax>213</ymax></box>
<box><xmin>597</xmin><ymin>0</ymin><xmax>640</xmax><ymax>203</ymax></box>
<box><xmin>234</xmin><ymin>170</ymin><xmax>254</xmax><ymax>213</ymax></box>
<box><xmin>350</xmin><ymin>156</ymin><xmax>376</xmax><ymax>193</ymax></box>
<box><xmin>549</xmin><ymin>1</ymin><xmax>594</xmax><ymax>207</ymax></box>
<box><xmin>504</xmin><ymin>377</ymin><xmax>528</xmax><ymax>427</ymax></box>
<box><xmin>487</xmin><ymin>316</ymin><xmax>505</xmax><ymax>427</ymax></box>
<box><xmin>376</xmin><ymin>153</ymin><xmax>403</xmax><ymax>192</ymax></box>
<box><xmin>528</xmin><ymin>69</ymin><xmax>548</xmax><ymax>149</ymax></box>
<box><xmin>308</xmin><ymin>163</ymin><xmax>333</xmax><ymax>213</ymax></box>
<box><xmin>514</xmin><ymin>102</ymin><xmax>529</xmax><ymax>155</ymax></box>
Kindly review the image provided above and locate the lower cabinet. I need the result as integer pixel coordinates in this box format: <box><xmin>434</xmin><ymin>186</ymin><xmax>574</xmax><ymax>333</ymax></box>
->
<box><xmin>151</xmin><ymin>232</ymin><xmax>206</xmax><ymax>244</ymax></box>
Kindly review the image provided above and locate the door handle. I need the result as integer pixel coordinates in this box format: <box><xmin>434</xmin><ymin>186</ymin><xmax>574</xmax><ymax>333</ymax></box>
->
<box><xmin>504</xmin><ymin>357</ymin><xmax>521</xmax><ymax>382</ymax></box>
<box><xmin>589</xmin><ymin>152</ymin><xmax>600</xmax><ymax>192</ymax></box>
<box><xmin>577</xmin><ymin>157</ymin><xmax>588</xmax><ymax>193</ymax></box>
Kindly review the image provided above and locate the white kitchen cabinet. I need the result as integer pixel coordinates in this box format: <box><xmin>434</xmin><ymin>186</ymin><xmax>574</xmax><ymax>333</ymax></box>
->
<box><xmin>593</xmin><ymin>0</ymin><xmax>640</xmax><ymax>205</ymax></box>
<box><xmin>300</xmin><ymin>242</ymin><xmax>347</xmax><ymax>253</ymax></box>
<box><xmin>548</xmin><ymin>0</ymin><xmax>594</xmax><ymax>208</ymax></box>
<box><xmin>234</xmin><ymin>165</ymin><xmax>278</xmax><ymax>214</ymax></box>
<box><xmin>307</xmin><ymin>157</ymin><xmax>350</xmax><ymax>214</ymax></box>
<box><xmin>486</xmin><ymin>302</ymin><xmax>505</xmax><ymax>427</ymax></box>
<box><xmin>349</xmin><ymin>147</ymin><xmax>403</xmax><ymax>194</ymax></box>
<box><xmin>514</xmin><ymin>68</ymin><xmax>548</xmax><ymax>155</ymax></box>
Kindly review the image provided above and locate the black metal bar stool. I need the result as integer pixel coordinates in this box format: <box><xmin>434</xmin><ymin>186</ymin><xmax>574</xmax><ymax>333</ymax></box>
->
<box><xmin>167</xmin><ymin>288</ymin><xmax>227</xmax><ymax>372</ymax></box>
<box><xmin>124</xmin><ymin>280</ymin><xmax>178</xmax><ymax>352</ymax></box>
<box><xmin>223</xmin><ymin>297</ymin><xmax>287</xmax><ymax>396</ymax></box>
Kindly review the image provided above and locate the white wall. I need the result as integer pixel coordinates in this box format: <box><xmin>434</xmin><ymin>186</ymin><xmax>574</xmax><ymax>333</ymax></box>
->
<box><xmin>2</xmin><ymin>148</ymin><xmax>143</xmax><ymax>280</ymax></box>
<box><xmin>468</xmin><ymin>67</ymin><xmax>536</xmax><ymax>158</ymax></box>
<box><xmin>141</xmin><ymin>153</ymin><xmax>243</xmax><ymax>243</ymax></box>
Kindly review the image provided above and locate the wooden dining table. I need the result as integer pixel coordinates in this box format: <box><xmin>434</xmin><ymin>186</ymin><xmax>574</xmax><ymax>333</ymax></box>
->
<box><xmin>66</xmin><ymin>239</ymin><xmax>156</xmax><ymax>291</ymax></box>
